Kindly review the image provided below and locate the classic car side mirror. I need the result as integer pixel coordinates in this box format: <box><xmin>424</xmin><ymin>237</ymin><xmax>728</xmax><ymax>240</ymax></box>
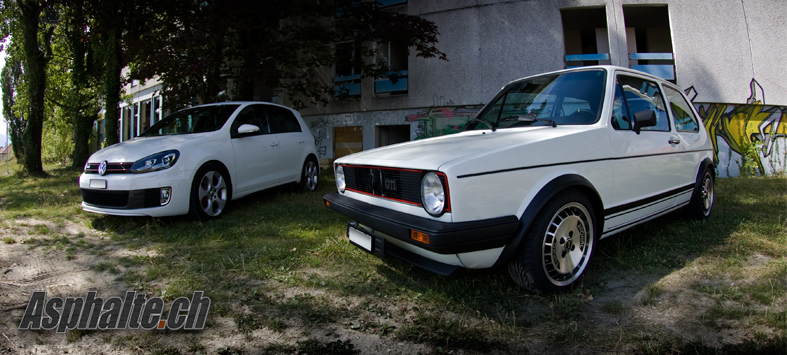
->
<box><xmin>237</xmin><ymin>124</ymin><xmax>260</xmax><ymax>135</ymax></box>
<box><xmin>633</xmin><ymin>110</ymin><xmax>657</xmax><ymax>134</ymax></box>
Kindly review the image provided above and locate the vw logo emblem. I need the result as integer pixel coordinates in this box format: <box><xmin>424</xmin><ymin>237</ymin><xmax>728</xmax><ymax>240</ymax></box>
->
<box><xmin>98</xmin><ymin>161</ymin><xmax>108</xmax><ymax>176</ymax></box>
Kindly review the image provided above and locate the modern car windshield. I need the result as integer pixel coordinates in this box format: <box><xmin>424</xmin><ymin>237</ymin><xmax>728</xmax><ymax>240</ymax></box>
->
<box><xmin>468</xmin><ymin>69</ymin><xmax>606</xmax><ymax>130</ymax></box>
<box><xmin>141</xmin><ymin>104</ymin><xmax>241</xmax><ymax>137</ymax></box>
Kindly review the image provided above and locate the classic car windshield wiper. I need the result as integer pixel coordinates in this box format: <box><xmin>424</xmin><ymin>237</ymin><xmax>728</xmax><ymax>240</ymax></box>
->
<box><xmin>500</xmin><ymin>115</ymin><xmax>557</xmax><ymax>127</ymax></box>
<box><xmin>467</xmin><ymin>117</ymin><xmax>496</xmax><ymax>132</ymax></box>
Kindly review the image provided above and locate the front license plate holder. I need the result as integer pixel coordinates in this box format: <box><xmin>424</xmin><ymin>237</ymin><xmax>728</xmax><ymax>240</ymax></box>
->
<box><xmin>89</xmin><ymin>179</ymin><xmax>107</xmax><ymax>189</ymax></box>
<box><xmin>348</xmin><ymin>225</ymin><xmax>373</xmax><ymax>253</ymax></box>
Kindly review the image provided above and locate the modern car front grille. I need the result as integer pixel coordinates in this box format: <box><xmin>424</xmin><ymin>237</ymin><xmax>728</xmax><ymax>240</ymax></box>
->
<box><xmin>83</xmin><ymin>162</ymin><xmax>133</xmax><ymax>175</ymax></box>
<box><xmin>82</xmin><ymin>188</ymin><xmax>163</xmax><ymax>209</ymax></box>
<box><xmin>342</xmin><ymin>165</ymin><xmax>424</xmax><ymax>206</ymax></box>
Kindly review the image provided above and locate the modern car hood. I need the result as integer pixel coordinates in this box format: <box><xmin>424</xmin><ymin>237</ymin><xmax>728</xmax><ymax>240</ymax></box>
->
<box><xmin>337</xmin><ymin>126</ymin><xmax>588</xmax><ymax>170</ymax></box>
<box><xmin>87</xmin><ymin>134</ymin><xmax>208</xmax><ymax>163</ymax></box>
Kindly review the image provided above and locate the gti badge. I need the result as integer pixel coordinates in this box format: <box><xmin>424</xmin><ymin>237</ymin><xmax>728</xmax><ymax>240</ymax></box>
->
<box><xmin>98</xmin><ymin>161</ymin><xmax>108</xmax><ymax>176</ymax></box>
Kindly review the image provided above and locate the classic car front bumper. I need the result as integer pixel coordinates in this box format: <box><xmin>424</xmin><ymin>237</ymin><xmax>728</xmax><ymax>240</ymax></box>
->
<box><xmin>323</xmin><ymin>192</ymin><xmax>520</xmax><ymax>255</ymax></box>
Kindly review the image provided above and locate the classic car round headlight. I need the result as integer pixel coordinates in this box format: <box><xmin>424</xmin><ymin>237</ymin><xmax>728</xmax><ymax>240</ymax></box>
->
<box><xmin>421</xmin><ymin>172</ymin><xmax>446</xmax><ymax>216</ymax></box>
<box><xmin>335</xmin><ymin>165</ymin><xmax>346</xmax><ymax>193</ymax></box>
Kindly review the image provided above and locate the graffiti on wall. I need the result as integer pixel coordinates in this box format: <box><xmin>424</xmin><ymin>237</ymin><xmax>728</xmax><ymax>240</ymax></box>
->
<box><xmin>405</xmin><ymin>106</ymin><xmax>482</xmax><ymax>139</ymax></box>
<box><xmin>694</xmin><ymin>79</ymin><xmax>787</xmax><ymax>177</ymax></box>
<box><xmin>308</xmin><ymin>110</ymin><xmax>411</xmax><ymax>158</ymax></box>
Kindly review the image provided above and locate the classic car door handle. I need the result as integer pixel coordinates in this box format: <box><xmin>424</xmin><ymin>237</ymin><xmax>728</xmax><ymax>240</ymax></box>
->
<box><xmin>298</xmin><ymin>139</ymin><xmax>305</xmax><ymax>143</ymax></box>
<box><xmin>270</xmin><ymin>142</ymin><xmax>279</xmax><ymax>147</ymax></box>
<box><xmin>668</xmin><ymin>137</ymin><xmax>680</xmax><ymax>145</ymax></box>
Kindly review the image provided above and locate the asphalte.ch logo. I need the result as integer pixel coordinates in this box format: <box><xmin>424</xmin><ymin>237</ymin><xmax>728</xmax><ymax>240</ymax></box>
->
<box><xmin>19</xmin><ymin>291</ymin><xmax>210</xmax><ymax>333</ymax></box>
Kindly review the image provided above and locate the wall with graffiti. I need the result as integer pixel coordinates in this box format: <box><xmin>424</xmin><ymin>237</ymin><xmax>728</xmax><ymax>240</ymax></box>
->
<box><xmin>692</xmin><ymin>79</ymin><xmax>787</xmax><ymax>177</ymax></box>
<box><xmin>304</xmin><ymin>105</ymin><xmax>482</xmax><ymax>163</ymax></box>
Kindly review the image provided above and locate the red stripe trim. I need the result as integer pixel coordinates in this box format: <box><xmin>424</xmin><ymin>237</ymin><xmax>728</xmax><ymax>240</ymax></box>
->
<box><xmin>339</xmin><ymin>164</ymin><xmax>422</xmax><ymax>173</ymax></box>
<box><xmin>345</xmin><ymin>188</ymin><xmax>423</xmax><ymax>207</ymax></box>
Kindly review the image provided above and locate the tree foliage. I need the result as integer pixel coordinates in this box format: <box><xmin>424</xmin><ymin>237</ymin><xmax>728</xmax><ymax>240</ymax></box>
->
<box><xmin>130</xmin><ymin>0</ymin><xmax>446</xmax><ymax>109</ymax></box>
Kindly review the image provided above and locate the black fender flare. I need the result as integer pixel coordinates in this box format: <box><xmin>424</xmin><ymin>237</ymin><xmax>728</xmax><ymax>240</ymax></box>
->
<box><xmin>492</xmin><ymin>174</ymin><xmax>604</xmax><ymax>268</ymax></box>
<box><xmin>690</xmin><ymin>158</ymin><xmax>715</xmax><ymax>195</ymax></box>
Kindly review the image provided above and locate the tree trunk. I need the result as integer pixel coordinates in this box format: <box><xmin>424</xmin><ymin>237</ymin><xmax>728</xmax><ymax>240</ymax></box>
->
<box><xmin>69</xmin><ymin>0</ymin><xmax>95</xmax><ymax>168</ymax></box>
<box><xmin>101</xmin><ymin>28</ymin><xmax>122</xmax><ymax>147</ymax></box>
<box><xmin>18</xmin><ymin>0</ymin><xmax>48</xmax><ymax>176</ymax></box>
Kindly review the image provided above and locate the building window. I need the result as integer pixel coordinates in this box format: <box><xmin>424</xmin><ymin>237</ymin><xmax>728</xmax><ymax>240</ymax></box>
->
<box><xmin>334</xmin><ymin>42</ymin><xmax>361</xmax><ymax>97</ymax></box>
<box><xmin>377</xmin><ymin>0</ymin><xmax>406</xmax><ymax>7</ymax></box>
<box><xmin>376</xmin><ymin>125</ymin><xmax>410</xmax><ymax>147</ymax></box>
<box><xmin>623</xmin><ymin>5</ymin><xmax>676</xmax><ymax>82</ymax></box>
<box><xmin>561</xmin><ymin>7</ymin><xmax>610</xmax><ymax>68</ymax></box>
<box><xmin>375</xmin><ymin>42</ymin><xmax>408</xmax><ymax>95</ymax></box>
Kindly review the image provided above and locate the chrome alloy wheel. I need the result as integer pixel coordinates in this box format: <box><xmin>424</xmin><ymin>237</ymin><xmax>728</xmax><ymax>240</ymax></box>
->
<box><xmin>198</xmin><ymin>170</ymin><xmax>228</xmax><ymax>217</ymax></box>
<box><xmin>303</xmin><ymin>160</ymin><xmax>319</xmax><ymax>191</ymax></box>
<box><xmin>700</xmin><ymin>172</ymin><xmax>714</xmax><ymax>216</ymax></box>
<box><xmin>541</xmin><ymin>202</ymin><xmax>594</xmax><ymax>286</ymax></box>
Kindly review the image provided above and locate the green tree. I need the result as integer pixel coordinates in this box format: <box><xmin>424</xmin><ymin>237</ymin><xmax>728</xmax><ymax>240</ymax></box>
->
<box><xmin>130</xmin><ymin>0</ymin><xmax>446</xmax><ymax>109</ymax></box>
<box><xmin>5</xmin><ymin>0</ymin><xmax>57</xmax><ymax>176</ymax></box>
<box><xmin>0</xmin><ymin>49</ymin><xmax>26</xmax><ymax>162</ymax></box>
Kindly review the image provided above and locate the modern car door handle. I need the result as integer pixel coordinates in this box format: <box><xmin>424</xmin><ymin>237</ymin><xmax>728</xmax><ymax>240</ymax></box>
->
<box><xmin>668</xmin><ymin>138</ymin><xmax>680</xmax><ymax>145</ymax></box>
<box><xmin>270</xmin><ymin>142</ymin><xmax>279</xmax><ymax>147</ymax></box>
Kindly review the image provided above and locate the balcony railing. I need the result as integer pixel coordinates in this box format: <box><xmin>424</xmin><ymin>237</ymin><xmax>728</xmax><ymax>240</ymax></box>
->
<box><xmin>630</xmin><ymin>53</ymin><xmax>675</xmax><ymax>81</ymax></box>
<box><xmin>333</xmin><ymin>74</ymin><xmax>361</xmax><ymax>97</ymax></box>
<box><xmin>565</xmin><ymin>53</ymin><xmax>610</xmax><ymax>68</ymax></box>
<box><xmin>375</xmin><ymin>70</ymin><xmax>408</xmax><ymax>94</ymax></box>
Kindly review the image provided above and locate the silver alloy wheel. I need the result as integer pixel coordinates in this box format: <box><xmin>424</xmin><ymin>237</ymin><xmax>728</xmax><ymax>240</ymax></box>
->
<box><xmin>198</xmin><ymin>170</ymin><xmax>228</xmax><ymax>217</ymax></box>
<box><xmin>304</xmin><ymin>160</ymin><xmax>318</xmax><ymax>191</ymax></box>
<box><xmin>701</xmin><ymin>172</ymin><xmax>714</xmax><ymax>216</ymax></box>
<box><xmin>541</xmin><ymin>202</ymin><xmax>594</xmax><ymax>286</ymax></box>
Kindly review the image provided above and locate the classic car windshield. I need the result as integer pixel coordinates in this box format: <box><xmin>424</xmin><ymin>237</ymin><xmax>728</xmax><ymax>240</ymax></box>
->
<box><xmin>141</xmin><ymin>104</ymin><xmax>241</xmax><ymax>137</ymax></box>
<box><xmin>469</xmin><ymin>69</ymin><xmax>606</xmax><ymax>129</ymax></box>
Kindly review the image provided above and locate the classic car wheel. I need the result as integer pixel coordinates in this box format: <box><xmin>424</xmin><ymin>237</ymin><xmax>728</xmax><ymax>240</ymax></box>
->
<box><xmin>508</xmin><ymin>189</ymin><xmax>596</xmax><ymax>294</ymax></box>
<box><xmin>298</xmin><ymin>158</ymin><xmax>319</xmax><ymax>192</ymax></box>
<box><xmin>189</xmin><ymin>164</ymin><xmax>231</xmax><ymax>220</ymax></box>
<box><xmin>686</xmin><ymin>166</ymin><xmax>714</xmax><ymax>220</ymax></box>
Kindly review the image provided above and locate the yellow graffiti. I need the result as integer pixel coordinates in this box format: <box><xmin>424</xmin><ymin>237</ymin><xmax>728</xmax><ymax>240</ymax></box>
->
<box><xmin>699</xmin><ymin>103</ymin><xmax>787</xmax><ymax>172</ymax></box>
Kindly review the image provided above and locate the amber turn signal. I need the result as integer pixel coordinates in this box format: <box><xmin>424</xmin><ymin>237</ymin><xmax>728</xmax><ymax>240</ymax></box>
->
<box><xmin>410</xmin><ymin>230</ymin><xmax>430</xmax><ymax>244</ymax></box>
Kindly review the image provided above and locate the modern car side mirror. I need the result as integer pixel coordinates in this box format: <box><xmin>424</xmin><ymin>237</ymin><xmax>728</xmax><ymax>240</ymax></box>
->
<box><xmin>633</xmin><ymin>110</ymin><xmax>657</xmax><ymax>134</ymax></box>
<box><xmin>238</xmin><ymin>124</ymin><xmax>260</xmax><ymax>134</ymax></box>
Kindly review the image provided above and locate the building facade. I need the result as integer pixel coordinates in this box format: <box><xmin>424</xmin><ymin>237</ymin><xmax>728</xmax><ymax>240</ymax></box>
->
<box><xmin>295</xmin><ymin>0</ymin><xmax>786</xmax><ymax>177</ymax></box>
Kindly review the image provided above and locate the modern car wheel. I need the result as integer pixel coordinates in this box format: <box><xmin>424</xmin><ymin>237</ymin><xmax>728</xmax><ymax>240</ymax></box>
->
<box><xmin>190</xmin><ymin>164</ymin><xmax>231</xmax><ymax>220</ymax></box>
<box><xmin>508</xmin><ymin>189</ymin><xmax>596</xmax><ymax>294</ymax></box>
<box><xmin>686</xmin><ymin>166</ymin><xmax>714</xmax><ymax>220</ymax></box>
<box><xmin>297</xmin><ymin>158</ymin><xmax>319</xmax><ymax>192</ymax></box>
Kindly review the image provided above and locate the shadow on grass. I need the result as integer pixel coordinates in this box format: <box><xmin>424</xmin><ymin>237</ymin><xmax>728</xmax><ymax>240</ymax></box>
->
<box><xmin>59</xmin><ymin>173</ymin><xmax>786</xmax><ymax>353</ymax></box>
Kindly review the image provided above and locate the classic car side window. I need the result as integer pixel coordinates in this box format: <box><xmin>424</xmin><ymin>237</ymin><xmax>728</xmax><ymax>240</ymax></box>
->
<box><xmin>617</xmin><ymin>75</ymin><xmax>670</xmax><ymax>132</ymax></box>
<box><xmin>663</xmin><ymin>86</ymin><xmax>700</xmax><ymax>132</ymax></box>
<box><xmin>611</xmin><ymin>80</ymin><xmax>631</xmax><ymax>130</ymax></box>
<box><xmin>267</xmin><ymin>106</ymin><xmax>302</xmax><ymax>133</ymax></box>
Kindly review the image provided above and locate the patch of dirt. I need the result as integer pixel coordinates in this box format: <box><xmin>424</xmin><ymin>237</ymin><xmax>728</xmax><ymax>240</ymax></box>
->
<box><xmin>0</xmin><ymin>220</ymin><xmax>783</xmax><ymax>354</ymax></box>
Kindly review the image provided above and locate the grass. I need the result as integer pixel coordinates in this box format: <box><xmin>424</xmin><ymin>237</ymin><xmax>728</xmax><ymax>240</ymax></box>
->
<box><xmin>1</xmin><ymin>158</ymin><xmax>784</xmax><ymax>353</ymax></box>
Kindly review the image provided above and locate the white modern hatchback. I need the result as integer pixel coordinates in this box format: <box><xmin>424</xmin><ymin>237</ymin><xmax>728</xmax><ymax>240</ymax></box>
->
<box><xmin>324</xmin><ymin>66</ymin><xmax>715</xmax><ymax>294</ymax></box>
<box><xmin>80</xmin><ymin>102</ymin><xmax>320</xmax><ymax>220</ymax></box>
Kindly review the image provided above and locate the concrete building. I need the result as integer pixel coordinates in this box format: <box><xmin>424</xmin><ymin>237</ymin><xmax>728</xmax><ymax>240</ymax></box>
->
<box><xmin>106</xmin><ymin>0</ymin><xmax>786</xmax><ymax>176</ymax></box>
<box><xmin>296</xmin><ymin>0</ymin><xmax>786</xmax><ymax>177</ymax></box>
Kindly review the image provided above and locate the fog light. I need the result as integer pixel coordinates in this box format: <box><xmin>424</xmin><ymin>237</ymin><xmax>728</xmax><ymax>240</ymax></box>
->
<box><xmin>160</xmin><ymin>187</ymin><xmax>172</xmax><ymax>206</ymax></box>
<box><xmin>410</xmin><ymin>230</ymin><xmax>430</xmax><ymax>244</ymax></box>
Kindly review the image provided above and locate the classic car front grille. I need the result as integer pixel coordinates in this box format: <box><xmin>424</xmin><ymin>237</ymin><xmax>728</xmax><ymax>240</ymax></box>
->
<box><xmin>343</xmin><ymin>165</ymin><xmax>423</xmax><ymax>206</ymax></box>
<box><xmin>82</xmin><ymin>188</ymin><xmax>162</xmax><ymax>209</ymax></box>
<box><xmin>84</xmin><ymin>162</ymin><xmax>134</xmax><ymax>175</ymax></box>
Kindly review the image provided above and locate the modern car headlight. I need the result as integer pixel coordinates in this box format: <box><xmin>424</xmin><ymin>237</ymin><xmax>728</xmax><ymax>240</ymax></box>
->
<box><xmin>421</xmin><ymin>171</ymin><xmax>447</xmax><ymax>216</ymax></box>
<box><xmin>130</xmin><ymin>150</ymin><xmax>180</xmax><ymax>174</ymax></box>
<box><xmin>335</xmin><ymin>164</ymin><xmax>346</xmax><ymax>193</ymax></box>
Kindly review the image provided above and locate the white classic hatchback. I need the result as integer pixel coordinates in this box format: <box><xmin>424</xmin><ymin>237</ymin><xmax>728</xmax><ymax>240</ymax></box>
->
<box><xmin>80</xmin><ymin>102</ymin><xmax>320</xmax><ymax>220</ymax></box>
<box><xmin>324</xmin><ymin>66</ymin><xmax>715</xmax><ymax>294</ymax></box>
